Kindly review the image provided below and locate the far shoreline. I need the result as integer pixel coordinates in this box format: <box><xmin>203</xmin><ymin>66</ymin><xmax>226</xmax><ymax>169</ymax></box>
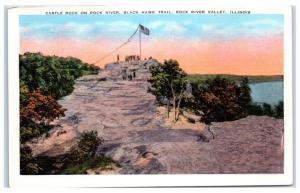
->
<box><xmin>187</xmin><ymin>74</ymin><xmax>283</xmax><ymax>84</ymax></box>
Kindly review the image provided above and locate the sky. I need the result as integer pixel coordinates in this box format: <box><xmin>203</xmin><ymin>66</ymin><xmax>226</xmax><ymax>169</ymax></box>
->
<box><xmin>20</xmin><ymin>14</ymin><xmax>284</xmax><ymax>75</ymax></box>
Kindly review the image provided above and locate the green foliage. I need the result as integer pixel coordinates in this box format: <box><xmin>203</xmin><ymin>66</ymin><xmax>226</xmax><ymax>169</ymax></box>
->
<box><xmin>248</xmin><ymin>103</ymin><xmax>275</xmax><ymax>117</ymax></box>
<box><xmin>20</xmin><ymin>120</ymin><xmax>53</xmax><ymax>144</ymax></box>
<box><xmin>63</xmin><ymin>130</ymin><xmax>116</xmax><ymax>174</ymax></box>
<box><xmin>20</xmin><ymin>145</ymin><xmax>42</xmax><ymax>174</ymax></box>
<box><xmin>247</xmin><ymin>103</ymin><xmax>264</xmax><ymax>116</ymax></box>
<box><xmin>148</xmin><ymin>59</ymin><xmax>186</xmax><ymax>102</ymax></box>
<box><xmin>190</xmin><ymin>76</ymin><xmax>283</xmax><ymax>123</ymax></box>
<box><xmin>20</xmin><ymin>130</ymin><xmax>116</xmax><ymax>175</ymax></box>
<box><xmin>19</xmin><ymin>52</ymin><xmax>100</xmax><ymax>174</ymax></box>
<box><xmin>70</xmin><ymin>131</ymin><xmax>104</xmax><ymax>164</ymax></box>
<box><xmin>148</xmin><ymin>59</ymin><xmax>187</xmax><ymax>121</ymax></box>
<box><xmin>248</xmin><ymin>101</ymin><xmax>283</xmax><ymax>118</ymax></box>
<box><xmin>19</xmin><ymin>52</ymin><xmax>97</xmax><ymax>143</ymax></box>
<box><xmin>275</xmin><ymin>101</ymin><xmax>284</xmax><ymax>118</ymax></box>
<box><xmin>20</xmin><ymin>89</ymin><xmax>65</xmax><ymax>143</ymax></box>
<box><xmin>20</xmin><ymin>81</ymin><xmax>29</xmax><ymax>106</ymax></box>
<box><xmin>63</xmin><ymin>156</ymin><xmax>116</xmax><ymax>175</ymax></box>
<box><xmin>187</xmin><ymin>74</ymin><xmax>283</xmax><ymax>84</ymax></box>
<box><xmin>20</xmin><ymin>52</ymin><xmax>100</xmax><ymax>99</ymax></box>
<box><xmin>20</xmin><ymin>89</ymin><xmax>66</xmax><ymax>124</ymax></box>
<box><xmin>238</xmin><ymin>77</ymin><xmax>252</xmax><ymax>110</ymax></box>
<box><xmin>191</xmin><ymin>76</ymin><xmax>246</xmax><ymax>123</ymax></box>
<box><xmin>262</xmin><ymin>103</ymin><xmax>274</xmax><ymax>116</ymax></box>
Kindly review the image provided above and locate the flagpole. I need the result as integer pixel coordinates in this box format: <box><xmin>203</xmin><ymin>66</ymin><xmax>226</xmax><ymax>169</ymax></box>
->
<box><xmin>139</xmin><ymin>26</ymin><xmax>141</xmax><ymax>61</ymax></box>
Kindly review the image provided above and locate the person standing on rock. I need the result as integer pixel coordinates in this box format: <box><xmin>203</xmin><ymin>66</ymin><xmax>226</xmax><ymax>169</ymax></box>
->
<box><xmin>117</xmin><ymin>54</ymin><xmax>120</xmax><ymax>63</ymax></box>
<box><xmin>122</xmin><ymin>69</ymin><xmax>127</xmax><ymax>80</ymax></box>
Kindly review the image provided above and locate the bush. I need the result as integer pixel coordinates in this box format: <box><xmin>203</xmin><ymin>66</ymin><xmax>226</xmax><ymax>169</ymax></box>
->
<box><xmin>262</xmin><ymin>103</ymin><xmax>274</xmax><ymax>116</ymax></box>
<box><xmin>21</xmin><ymin>130</ymin><xmax>114</xmax><ymax>175</ymax></box>
<box><xmin>247</xmin><ymin>101</ymin><xmax>283</xmax><ymax>119</ymax></box>
<box><xmin>63</xmin><ymin>156</ymin><xmax>116</xmax><ymax>174</ymax></box>
<box><xmin>70</xmin><ymin>131</ymin><xmax>104</xmax><ymax>164</ymax></box>
<box><xmin>191</xmin><ymin>76</ymin><xmax>247</xmax><ymax>123</ymax></box>
<box><xmin>20</xmin><ymin>146</ymin><xmax>42</xmax><ymax>174</ymax></box>
<box><xmin>20</xmin><ymin>89</ymin><xmax>65</xmax><ymax>143</ymax></box>
<box><xmin>275</xmin><ymin>101</ymin><xmax>284</xmax><ymax>118</ymax></box>
<box><xmin>247</xmin><ymin>103</ymin><xmax>264</xmax><ymax>116</ymax></box>
<box><xmin>62</xmin><ymin>130</ymin><xmax>117</xmax><ymax>174</ymax></box>
<box><xmin>20</xmin><ymin>120</ymin><xmax>53</xmax><ymax>143</ymax></box>
<box><xmin>20</xmin><ymin>89</ymin><xmax>65</xmax><ymax>125</ymax></box>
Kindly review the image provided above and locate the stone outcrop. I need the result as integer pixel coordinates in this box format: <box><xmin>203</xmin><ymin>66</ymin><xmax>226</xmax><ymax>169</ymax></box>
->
<box><xmin>28</xmin><ymin>59</ymin><xmax>284</xmax><ymax>174</ymax></box>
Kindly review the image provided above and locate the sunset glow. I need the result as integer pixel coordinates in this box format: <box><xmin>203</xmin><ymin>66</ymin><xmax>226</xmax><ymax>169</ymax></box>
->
<box><xmin>20</xmin><ymin>14</ymin><xmax>283</xmax><ymax>75</ymax></box>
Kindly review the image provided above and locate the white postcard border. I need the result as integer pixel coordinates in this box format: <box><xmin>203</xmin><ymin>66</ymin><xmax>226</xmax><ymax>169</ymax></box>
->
<box><xmin>8</xmin><ymin>5</ymin><xmax>293</xmax><ymax>187</ymax></box>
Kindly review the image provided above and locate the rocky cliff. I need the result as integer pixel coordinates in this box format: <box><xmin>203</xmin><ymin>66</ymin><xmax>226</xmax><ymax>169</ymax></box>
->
<box><xmin>28</xmin><ymin>59</ymin><xmax>284</xmax><ymax>174</ymax></box>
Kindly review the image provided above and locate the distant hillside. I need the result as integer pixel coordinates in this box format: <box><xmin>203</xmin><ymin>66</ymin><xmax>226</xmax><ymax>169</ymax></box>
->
<box><xmin>187</xmin><ymin>74</ymin><xmax>283</xmax><ymax>84</ymax></box>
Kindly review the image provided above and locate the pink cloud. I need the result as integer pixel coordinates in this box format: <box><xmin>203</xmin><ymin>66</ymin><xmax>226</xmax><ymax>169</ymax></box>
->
<box><xmin>20</xmin><ymin>34</ymin><xmax>283</xmax><ymax>75</ymax></box>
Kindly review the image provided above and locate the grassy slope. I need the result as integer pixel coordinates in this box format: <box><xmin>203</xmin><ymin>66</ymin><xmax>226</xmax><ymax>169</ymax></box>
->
<box><xmin>187</xmin><ymin>74</ymin><xmax>283</xmax><ymax>84</ymax></box>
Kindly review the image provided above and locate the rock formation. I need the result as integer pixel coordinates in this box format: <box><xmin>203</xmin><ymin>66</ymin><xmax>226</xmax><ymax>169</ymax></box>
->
<box><xmin>28</xmin><ymin>59</ymin><xmax>284</xmax><ymax>174</ymax></box>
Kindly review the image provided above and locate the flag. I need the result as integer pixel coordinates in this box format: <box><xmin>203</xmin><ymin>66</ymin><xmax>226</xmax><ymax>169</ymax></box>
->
<box><xmin>139</xmin><ymin>24</ymin><xmax>150</xmax><ymax>35</ymax></box>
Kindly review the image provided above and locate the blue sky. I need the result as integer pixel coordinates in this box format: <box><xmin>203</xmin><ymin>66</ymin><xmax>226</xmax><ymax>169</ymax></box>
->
<box><xmin>20</xmin><ymin>14</ymin><xmax>283</xmax><ymax>40</ymax></box>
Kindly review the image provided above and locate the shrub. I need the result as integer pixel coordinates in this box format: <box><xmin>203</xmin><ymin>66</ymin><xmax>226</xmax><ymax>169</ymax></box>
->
<box><xmin>247</xmin><ymin>103</ymin><xmax>264</xmax><ymax>116</ymax></box>
<box><xmin>70</xmin><ymin>131</ymin><xmax>104</xmax><ymax>164</ymax></box>
<box><xmin>192</xmin><ymin>76</ymin><xmax>246</xmax><ymax>123</ymax></box>
<box><xmin>20</xmin><ymin>89</ymin><xmax>65</xmax><ymax>143</ymax></box>
<box><xmin>63</xmin><ymin>156</ymin><xmax>116</xmax><ymax>174</ymax></box>
<box><xmin>20</xmin><ymin>89</ymin><xmax>65</xmax><ymax>125</ymax></box>
<box><xmin>247</xmin><ymin>101</ymin><xmax>283</xmax><ymax>119</ymax></box>
<box><xmin>275</xmin><ymin>101</ymin><xmax>284</xmax><ymax>118</ymax></box>
<box><xmin>62</xmin><ymin>130</ymin><xmax>118</xmax><ymax>174</ymax></box>
<box><xmin>20</xmin><ymin>145</ymin><xmax>42</xmax><ymax>174</ymax></box>
<box><xmin>20</xmin><ymin>121</ymin><xmax>51</xmax><ymax>143</ymax></box>
<box><xmin>262</xmin><ymin>103</ymin><xmax>274</xmax><ymax>116</ymax></box>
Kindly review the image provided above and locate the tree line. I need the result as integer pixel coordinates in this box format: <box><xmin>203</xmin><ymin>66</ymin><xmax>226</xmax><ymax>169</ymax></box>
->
<box><xmin>20</xmin><ymin>52</ymin><xmax>103</xmax><ymax>174</ymax></box>
<box><xmin>147</xmin><ymin>59</ymin><xmax>284</xmax><ymax>127</ymax></box>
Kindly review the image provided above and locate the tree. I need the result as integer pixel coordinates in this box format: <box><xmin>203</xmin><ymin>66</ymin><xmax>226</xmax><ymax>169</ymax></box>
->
<box><xmin>238</xmin><ymin>77</ymin><xmax>252</xmax><ymax>111</ymax></box>
<box><xmin>19</xmin><ymin>52</ymin><xmax>102</xmax><ymax>174</ymax></box>
<box><xmin>20</xmin><ymin>89</ymin><xmax>65</xmax><ymax>143</ymax></box>
<box><xmin>148</xmin><ymin>59</ymin><xmax>187</xmax><ymax>121</ymax></box>
<box><xmin>20</xmin><ymin>89</ymin><xmax>65</xmax><ymax>125</ymax></box>
<box><xmin>262</xmin><ymin>103</ymin><xmax>274</xmax><ymax>116</ymax></box>
<box><xmin>275</xmin><ymin>101</ymin><xmax>284</xmax><ymax>118</ymax></box>
<box><xmin>19</xmin><ymin>52</ymin><xmax>100</xmax><ymax>99</ymax></box>
<box><xmin>192</xmin><ymin>76</ymin><xmax>243</xmax><ymax>123</ymax></box>
<box><xmin>191</xmin><ymin>76</ymin><xmax>252</xmax><ymax>139</ymax></box>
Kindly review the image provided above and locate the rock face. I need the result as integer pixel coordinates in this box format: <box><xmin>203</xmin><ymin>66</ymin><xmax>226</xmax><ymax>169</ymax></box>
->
<box><xmin>29</xmin><ymin>59</ymin><xmax>284</xmax><ymax>174</ymax></box>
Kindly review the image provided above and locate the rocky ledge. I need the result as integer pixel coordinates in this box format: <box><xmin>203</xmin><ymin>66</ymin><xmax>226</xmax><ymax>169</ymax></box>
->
<box><xmin>28</xmin><ymin>59</ymin><xmax>284</xmax><ymax>174</ymax></box>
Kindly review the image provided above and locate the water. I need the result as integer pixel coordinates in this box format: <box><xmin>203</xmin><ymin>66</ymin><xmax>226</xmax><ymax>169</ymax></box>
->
<box><xmin>249</xmin><ymin>81</ymin><xmax>283</xmax><ymax>105</ymax></box>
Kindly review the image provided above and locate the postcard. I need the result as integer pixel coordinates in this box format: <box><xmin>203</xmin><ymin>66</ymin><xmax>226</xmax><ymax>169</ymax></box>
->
<box><xmin>8</xmin><ymin>5</ymin><xmax>293</xmax><ymax>187</ymax></box>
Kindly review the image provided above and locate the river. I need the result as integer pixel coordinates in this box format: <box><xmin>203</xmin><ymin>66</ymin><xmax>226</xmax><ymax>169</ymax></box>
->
<box><xmin>249</xmin><ymin>81</ymin><xmax>283</xmax><ymax>105</ymax></box>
